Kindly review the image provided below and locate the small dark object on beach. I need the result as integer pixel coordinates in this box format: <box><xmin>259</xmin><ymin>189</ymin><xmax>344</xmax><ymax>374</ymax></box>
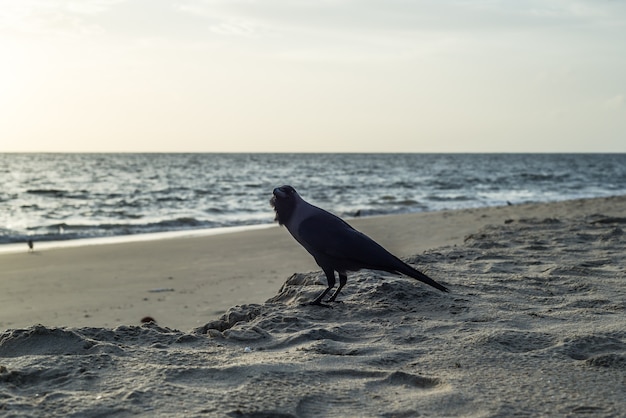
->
<box><xmin>27</xmin><ymin>240</ymin><xmax>34</xmax><ymax>252</ymax></box>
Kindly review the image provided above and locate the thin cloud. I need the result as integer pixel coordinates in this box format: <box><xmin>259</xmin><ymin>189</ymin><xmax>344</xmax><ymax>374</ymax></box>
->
<box><xmin>175</xmin><ymin>0</ymin><xmax>626</xmax><ymax>33</ymax></box>
<box><xmin>0</xmin><ymin>0</ymin><xmax>122</xmax><ymax>36</ymax></box>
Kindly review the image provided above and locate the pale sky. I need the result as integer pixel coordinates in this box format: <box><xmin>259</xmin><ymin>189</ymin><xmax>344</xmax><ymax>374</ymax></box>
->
<box><xmin>1</xmin><ymin>0</ymin><xmax>625</xmax><ymax>152</ymax></box>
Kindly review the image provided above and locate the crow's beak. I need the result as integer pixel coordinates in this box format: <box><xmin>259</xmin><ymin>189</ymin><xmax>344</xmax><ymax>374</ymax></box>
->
<box><xmin>273</xmin><ymin>187</ymin><xmax>286</xmax><ymax>198</ymax></box>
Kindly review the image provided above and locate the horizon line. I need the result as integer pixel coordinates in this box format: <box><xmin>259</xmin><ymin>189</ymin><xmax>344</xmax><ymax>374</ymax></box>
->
<box><xmin>2</xmin><ymin>151</ymin><xmax>626</xmax><ymax>155</ymax></box>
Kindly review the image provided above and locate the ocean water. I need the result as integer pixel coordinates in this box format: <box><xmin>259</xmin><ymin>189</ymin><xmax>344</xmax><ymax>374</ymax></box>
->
<box><xmin>1</xmin><ymin>153</ymin><xmax>625</xmax><ymax>245</ymax></box>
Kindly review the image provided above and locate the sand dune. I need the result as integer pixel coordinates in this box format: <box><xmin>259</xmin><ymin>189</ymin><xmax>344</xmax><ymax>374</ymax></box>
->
<box><xmin>1</xmin><ymin>196</ymin><xmax>625</xmax><ymax>416</ymax></box>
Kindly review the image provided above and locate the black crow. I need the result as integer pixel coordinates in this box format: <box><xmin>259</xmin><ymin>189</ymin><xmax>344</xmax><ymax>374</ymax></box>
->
<box><xmin>270</xmin><ymin>185</ymin><xmax>448</xmax><ymax>305</ymax></box>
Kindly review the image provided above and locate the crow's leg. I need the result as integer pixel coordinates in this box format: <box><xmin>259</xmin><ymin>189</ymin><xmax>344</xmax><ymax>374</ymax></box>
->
<box><xmin>310</xmin><ymin>269</ymin><xmax>336</xmax><ymax>305</ymax></box>
<box><xmin>326</xmin><ymin>273</ymin><xmax>347</xmax><ymax>302</ymax></box>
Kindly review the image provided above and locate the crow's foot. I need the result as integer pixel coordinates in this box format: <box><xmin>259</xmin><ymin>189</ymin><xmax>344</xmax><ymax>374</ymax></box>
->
<box><xmin>306</xmin><ymin>300</ymin><xmax>333</xmax><ymax>308</ymax></box>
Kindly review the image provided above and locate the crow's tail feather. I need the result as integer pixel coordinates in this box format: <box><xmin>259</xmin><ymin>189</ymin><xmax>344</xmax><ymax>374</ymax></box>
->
<box><xmin>397</xmin><ymin>262</ymin><xmax>449</xmax><ymax>293</ymax></box>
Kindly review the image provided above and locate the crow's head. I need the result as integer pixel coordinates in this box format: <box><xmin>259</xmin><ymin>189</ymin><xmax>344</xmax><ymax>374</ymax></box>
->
<box><xmin>270</xmin><ymin>185</ymin><xmax>299</xmax><ymax>225</ymax></box>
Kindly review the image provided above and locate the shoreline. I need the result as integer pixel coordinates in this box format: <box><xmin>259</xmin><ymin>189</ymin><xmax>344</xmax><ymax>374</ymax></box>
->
<box><xmin>0</xmin><ymin>223</ymin><xmax>277</xmax><ymax>255</ymax></box>
<box><xmin>2</xmin><ymin>193</ymin><xmax>623</xmax><ymax>254</ymax></box>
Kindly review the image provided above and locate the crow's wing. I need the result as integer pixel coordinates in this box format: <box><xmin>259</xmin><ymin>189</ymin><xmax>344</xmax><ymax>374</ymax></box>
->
<box><xmin>296</xmin><ymin>210</ymin><xmax>449</xmax><ymax>293</ymax></box>
<box><xmin>297</xmin><ymin>213</ymin><xmax>401</xmax><ymax>271</ymax></box>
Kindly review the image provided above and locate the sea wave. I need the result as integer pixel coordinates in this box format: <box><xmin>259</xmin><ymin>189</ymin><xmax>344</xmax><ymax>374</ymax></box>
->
<box><xmin>1</xmin><ymin>153</ymin><xmax>625</xmax><ymax>244</ymax></box>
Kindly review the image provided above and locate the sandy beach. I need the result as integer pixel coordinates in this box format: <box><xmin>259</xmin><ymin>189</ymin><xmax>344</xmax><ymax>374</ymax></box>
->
<box><xmin>1</xmin><ymin>195</ymin><xmax>625</xmax><ymax>416</ymax></box>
